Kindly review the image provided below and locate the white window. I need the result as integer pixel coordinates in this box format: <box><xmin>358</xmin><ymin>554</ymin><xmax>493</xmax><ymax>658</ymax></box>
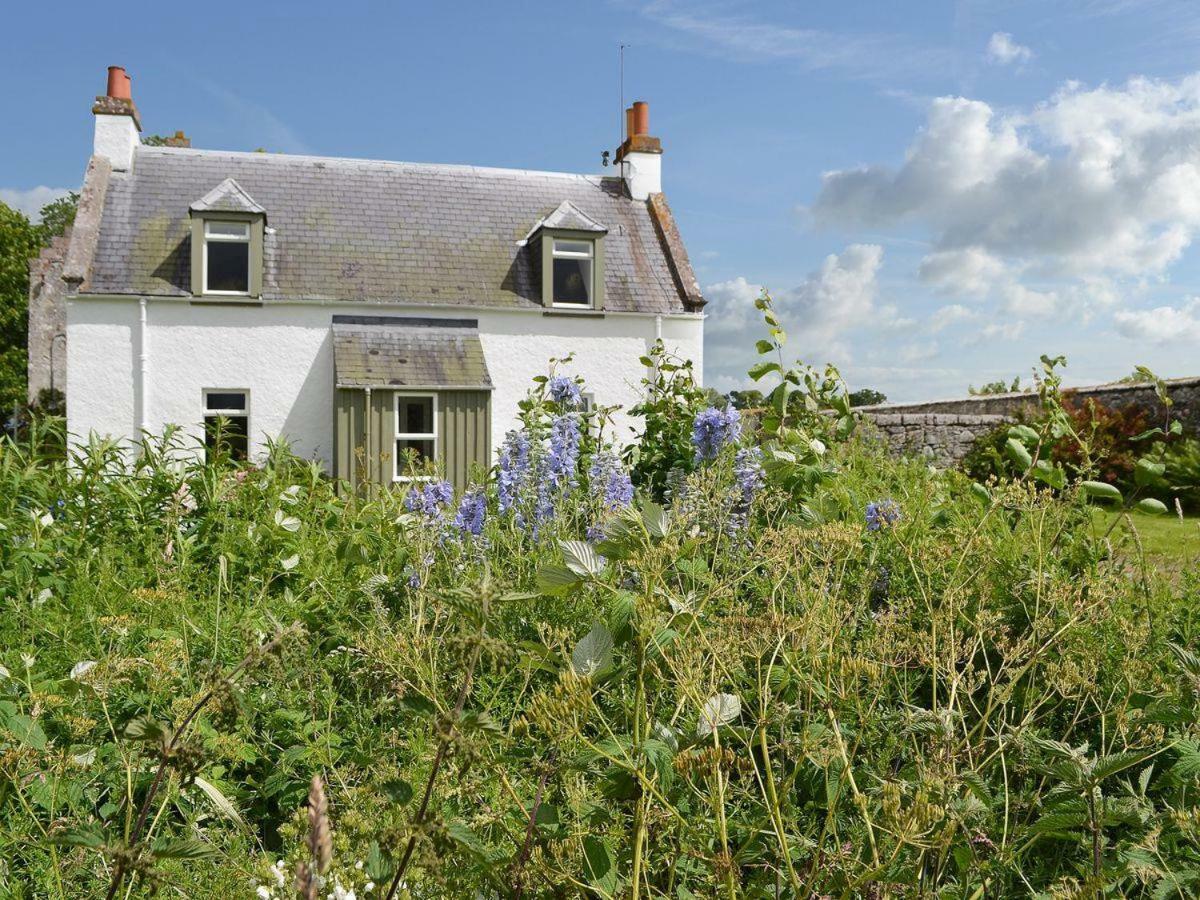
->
<box><xmin>203</xmin><ymin>220</ymin><xmax>250</xmax><ymax>294</ymax></box>
<box><xmin>552</xmin><ymin>239</ymin><xmax>593</xmax><ymax>307</ymax></box>
<box><xmin>394</xmin><ymin>392</ymin><xmax>438</xmax><ymax>481</ymax></box>
<box><xmin>203</xmin><ymin>389</ymin><xmax>250</xmax><ymax>460</ymax></box>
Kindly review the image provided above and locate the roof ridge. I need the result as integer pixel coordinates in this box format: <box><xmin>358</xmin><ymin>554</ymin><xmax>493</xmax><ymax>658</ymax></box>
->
<box><xmin>136</xmin><ymin>144</ymin><xmax>615</xmax><ymax>184</ymax></box>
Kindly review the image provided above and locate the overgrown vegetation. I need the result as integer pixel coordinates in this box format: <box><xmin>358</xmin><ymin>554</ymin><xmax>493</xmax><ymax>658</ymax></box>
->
<box><xmin>0</xmin><ymin>193</ymin><xmax>78</xmax><ymax>417</ymax></box>
<box><xmin>2</xmin><ymin>295</ymin><xmax>1199</xmax><ymax>898</ymax></box>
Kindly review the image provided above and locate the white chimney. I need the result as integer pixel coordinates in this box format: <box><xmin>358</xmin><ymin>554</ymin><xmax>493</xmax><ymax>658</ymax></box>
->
<box><xmin>92</xmin><ymin>66</ymin><xmax>141</xmax><ymax>172</ymax></box>
<box><xmin>616</xmin><ymin>100</ymin><xmax>662</xmax><ymax>201</ymax></box>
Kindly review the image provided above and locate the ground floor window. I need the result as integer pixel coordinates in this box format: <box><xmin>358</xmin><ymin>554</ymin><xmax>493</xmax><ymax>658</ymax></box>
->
<box><xmin>394</xmin><ymin>392</ymin><xmax>438</xmax><ymax>480</ymax></box>
<box><xmin>203</xmin><ymin>389</ymin><xmax>250</xmax><ymax>461</ymax></box>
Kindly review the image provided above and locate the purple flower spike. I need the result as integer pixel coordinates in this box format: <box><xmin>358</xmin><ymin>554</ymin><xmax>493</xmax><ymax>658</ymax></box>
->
<box><xmin>692</xmin><ymin>406</ymin><xmax>742</xmax><ymax>462</ymax></box>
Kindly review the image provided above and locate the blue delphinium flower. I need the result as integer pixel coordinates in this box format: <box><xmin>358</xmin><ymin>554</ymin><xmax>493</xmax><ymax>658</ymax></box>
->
<box><xmin>589</xmin><ymin>451</ymin><xmax>634</xmax><ymax>511</ymax></box>
<box><xmin>692</xmin><ymin>406</ymin><xmax>742</xmax><ymax>462</ymax></box>
<box><xmin>865</xmin><ymin>499</ymin><xmax>902</xmax><ymax>532</ymax></box>
<box><xmin>548</xmin><ymin>413</ymin><xmax>582</xmax><ymax>488</ymax></box>
<box><xmin>497</xmin><ymin>430</ymin><xmax>531</xmax><ymax>514</ymax></box>
<box><xmin>729</xmin><ymin>447</ymin><xmax>765</xmax><ymax>532</ymax></box>
<box><xmin>452</xmin><ymin>486</ymin><xmax>487</xmax><ymax>537</ymax></box>
<box><xmin>405</xmin><ymin>480</ymin><xmax>453</xmax><ymax>521</ymax></box>
<box><xmin>547</xmin><ymin>375</ymin><xmax>583</xmax><ymax>408</ymax></box>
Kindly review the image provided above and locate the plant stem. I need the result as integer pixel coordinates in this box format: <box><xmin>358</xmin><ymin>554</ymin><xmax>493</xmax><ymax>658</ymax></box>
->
<box><xmin>384</xmin><ymin>638</ymin><xmax>483</xmax><ymax>900</ymax></box>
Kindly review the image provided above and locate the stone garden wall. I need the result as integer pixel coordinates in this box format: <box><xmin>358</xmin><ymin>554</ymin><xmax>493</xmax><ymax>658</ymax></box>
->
<box><xmin>857</xmin><ymin>376</ymin><xmax>1200</xmax><ymax>467</ymax></box>
<box><xmin>859</xmin><ymin>413</ymin><xmax>1010</xmax><ymax>467</ymax></box>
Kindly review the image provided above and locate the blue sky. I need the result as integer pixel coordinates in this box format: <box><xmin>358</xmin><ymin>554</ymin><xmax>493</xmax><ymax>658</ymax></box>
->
<box><xmin>5</xmin><ymin>0</ymin><xmax>1200</xmax><ymax>401</ymax></box>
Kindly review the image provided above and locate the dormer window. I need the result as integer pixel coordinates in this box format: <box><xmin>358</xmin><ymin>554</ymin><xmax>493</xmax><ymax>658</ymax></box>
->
<box><xmin>203</xmin><ymin>221</ymin><xmax>251</xmax><ymax>294</ymax></box>
<box><xmin>189</xmin><ymin>177</ymin><xmax>266</xmax><ymax>299</ymax></box>
<box><xmin>526</xmin><ymin>201</ymin><xmax>607</xmax><ymax>311</ymax></box>
<box><xmin>552</xmin><ymin>239</ymin><xmax>594</xmax><ymax>307</ymax></box>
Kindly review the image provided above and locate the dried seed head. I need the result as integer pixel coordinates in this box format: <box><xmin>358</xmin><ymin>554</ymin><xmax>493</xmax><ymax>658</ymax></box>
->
<box><xmin>306</xmin><ymin>775</ymin><xmax>332</xmax><ymax>875</ymax></box>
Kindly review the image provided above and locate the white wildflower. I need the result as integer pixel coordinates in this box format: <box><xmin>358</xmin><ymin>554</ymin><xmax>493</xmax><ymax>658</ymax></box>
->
<box><xmin>256</xmin><ymin>887</ymin><xmax>271</xmax><ymax>900</ymax></box>
<box><xmin>70</xmin><ymin>660</ymin><xmax>98</xmax><ymax>681</ymax></box>
<box><xmin>22</xmin><ymin>654</ymin><xmax>35</xmax><ymax>669</ymax></box>
<box><xmin>34</xmin><ymin>588</ymin><xmax>52</xmax><ymax>606</ymax></box>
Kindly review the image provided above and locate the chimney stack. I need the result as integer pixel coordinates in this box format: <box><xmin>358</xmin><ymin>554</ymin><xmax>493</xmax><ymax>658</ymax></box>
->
<box><xmin>92</xmin><ymin>65</ymin><xmax>141</xmax><ymax>171</ymax></box>
<box><xmin>615</xmin><ymin>99</ymin><xmax>662</xmax><ymax>201</ymax></box>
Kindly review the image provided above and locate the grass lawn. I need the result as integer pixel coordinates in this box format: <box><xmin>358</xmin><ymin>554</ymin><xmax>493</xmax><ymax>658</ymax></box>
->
<box><xmin>1090</xmin><ymin>506</ymin><xmax>1200</xmax><ymax>562</ymax></box>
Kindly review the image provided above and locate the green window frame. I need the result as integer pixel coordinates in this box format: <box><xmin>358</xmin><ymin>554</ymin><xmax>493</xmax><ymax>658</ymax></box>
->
<box><xmin>189</xmin><ymin>213</ymin><xmax>265</xmax><ymax>298</ymax></box>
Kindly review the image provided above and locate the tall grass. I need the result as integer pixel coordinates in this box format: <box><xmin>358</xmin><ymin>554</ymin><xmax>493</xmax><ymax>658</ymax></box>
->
<box><xmin>1</xmin><ymin>358</ymin><xmax>1198</xmax><ymax>898</ymax></box>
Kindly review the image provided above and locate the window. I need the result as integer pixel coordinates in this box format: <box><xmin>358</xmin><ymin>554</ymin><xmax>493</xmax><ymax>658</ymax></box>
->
<box><xmin>394</xmin><ymin>392</ymin><xmax>438</xmax><ymax>480</ymax></box>
<box><xmin>203</xmin><ymin>389</ymin><xmax>249</xmax><ymax>461</ymax></box>
<box><xmin>552</xmin><ymin>239</ymin><xmax>593</xmax><ymax>307</ymax></box>
<box><xmin>203</xmin><ymin>220</ymin><xmax>250</xmax><ymax>294</ymax></box>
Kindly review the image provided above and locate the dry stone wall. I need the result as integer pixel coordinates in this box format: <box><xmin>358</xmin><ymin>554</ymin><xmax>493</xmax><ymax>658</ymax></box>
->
<box><xmin>860</xmin><ymin>413</ymin><xmax>1009</xmax><ymax>467</ymax></box>
<box><xmin>857</xmin><ymin>376</ymin><xmax>1200</xmax><ymax>467</ymax></box>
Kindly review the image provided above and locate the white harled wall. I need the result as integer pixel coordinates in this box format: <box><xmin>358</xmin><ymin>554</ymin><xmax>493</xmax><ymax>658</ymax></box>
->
<box><xmin>66</xmin><ymin>297</ymin><xmax>704</xmax><ymax>468</ymax></box>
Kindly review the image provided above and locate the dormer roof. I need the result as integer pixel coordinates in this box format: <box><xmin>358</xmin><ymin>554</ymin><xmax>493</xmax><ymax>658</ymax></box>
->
<box><xmin>537</xmin><ymin>200</ymin><xmax>607</xmax><ymax>234</ymax></box>
<box><xmin>189</xmin><ymin>177</ymin><xmax>266</xmax><ymax>216</ymax></box>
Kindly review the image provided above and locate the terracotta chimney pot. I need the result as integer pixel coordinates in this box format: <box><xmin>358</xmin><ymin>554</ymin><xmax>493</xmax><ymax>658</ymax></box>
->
<box><xmin>625</xmin><ymin>106</ymin><xmax>635</xmax><ymax>141</ymax></box>
<box><xmin>106</xmin><ymin>66</ymin><xmax>132</xmax><ymax>100</ymax></box>
<box><xmin>632</xmin><ymin>101</ymin><xmax>649</xmax><ymax>136</ymax></box>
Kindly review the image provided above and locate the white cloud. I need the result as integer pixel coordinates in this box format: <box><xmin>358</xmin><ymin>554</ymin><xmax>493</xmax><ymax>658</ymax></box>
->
<box><xmin>703</xmin><ymin>244</ymin><xmax>886</xmax><ymax>389</ymax></box>
<box><xmin>0</xmin><ymin>186</ymin><xmax>72</xmax><ymax>222</ymax></box>
<box><xmin>998</xmin><ymin>283</ymin><xmax>1060</xmax><ymax>318</ymax></box>
<box><xmin>814</xmin><ymin>75</ymin><xmax>1200</xmax><ymax>285</ymax></box>
<box><xmin>637</xmin><ymin>0</ymin><xmax>955</xmax><ymax>83</ymax></box>
<box><xmin>929</xmin><ymin>304</ymin><xmax>978</xmax><ymax>332</ymax></box>
<box><xmin>1113</xmin><ymin>298</ymin><xmax>1200</xmax><ymax>341</ymax></box>
<box><xmin>972</xmin><ymin>321</ymin><xmax>1026</xmax><ymax>343</ymax></box>
<box><xmin>919</xmin><ymin>246</ymin><xmax>1006</xmax><ymax>295</ymax></box>
<box><xmin>986</xmin><ymin>32</ymin><xmax>1033</xmax><ymax>65</ymax></box>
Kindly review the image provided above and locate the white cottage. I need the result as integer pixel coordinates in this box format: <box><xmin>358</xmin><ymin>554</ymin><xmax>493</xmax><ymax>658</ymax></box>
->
<box><xmin>31</xmin><ymin>67</ymin><xmax>706</xmax><ymax>488</ymax></box>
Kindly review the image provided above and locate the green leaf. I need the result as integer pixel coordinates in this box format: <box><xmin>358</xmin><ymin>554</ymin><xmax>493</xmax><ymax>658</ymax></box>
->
<box><xmin>1028</xmin><ymin>808</ymin><xmax>1088</xmax><ymax>836</ymax></box>
<box><xmin>192</xmin><ymin>776</ymin><xmax>248</xmax><ymax>832</ymax></box>
<box><xmin>1080</xmin><ymin>481</ymin><xmax>1122</xmax><ymax>503</ymax></box>
<box><xmin>640</xmin><ymin>501</ymin><xmax>670</xmax><ymax>539</ymax></box>
<box><xmin>50</xmin><ymin>824</ymin><xmax>106</xmax><ymax>849</ymax></box>
<box><xmin>124</xmin><ymin>716</ymin><xmax>169</xmax><ymax>745</ymax></box>
<box><xmin>748</xmin><ymin>361</ymin><xmax>783</xmax><ymax>382</ymax></box>
<box><xmin>754</xmin><ymin>339</ymin><xmax>775</xmax><ymax>355</ymax></box>
<box><xmin>560</xmin><ymin>540</ymin><xmax>605</xmax><ymax>578</ymax></box>
<box><xmin>381</xmin><ymin>778</ymin><xmax>414</xmax><ymax>806</ymax></box>
<box><xmin>1136</xmin><ymin>498</ymin><xmax>1169</xmax><ymax>516</ymax></box>
<box><xmin>582</xmin><ymin>835</ymin><xmax>621</xmax><ymax>897</ymax></box>
<box><xmin>1008</xmin><ymin>424</ymin><xmax>1040</xmax><ymax>446</ymax></box>
<box><xmin>697</xmin><ymin>693</ymin><xmax>741</xmax><ymax>737</ymax></box>
<box><xmin>536</xmin><ymin>564</ymin><xmax>582</xmax><ymax>596</ymax></box>
<box><xmin>970</xmin><ymin>483</ymin><xmax>991</xmax><ymax>506</ymax></box>
<box><xmin>1135</xmin><ymin>457</ymin><xmax>1167</xmax><ymax>488</ymax></box>
<box><xmin>151</xmin><ymin>837</ymin><xmax>218</xmax><ymax>860</ymax></box>
<box><xmin>1093</xmin><ymin>750</ymin><xmax>1156</xmax><ymax>783</ymax></box>
<box><xmin>1004</xmin><ymin>437</ymin><xmax>1033</xmax><ymax>471</ymax></box>
<box><xmin>1031</xmin><ymin>460</ymin><xmax>1066</xmax><ymax>489</ymax></box>
<box><xmin>572</xmin><ymin>623</ymin><xmax>614</xmax><ymax>678</ymax></box>
<box><xmin>6</xmin><ymin>714</ymin><xmax>46</xmax><ymax>750</ymax></box>
<box><xmin>365</xmin><ymin>840</ymin><xmax>393</xmax><ymax>882</ymax></box>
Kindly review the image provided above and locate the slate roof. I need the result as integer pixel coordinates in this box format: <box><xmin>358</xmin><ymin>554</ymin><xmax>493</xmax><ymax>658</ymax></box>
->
<box><xmin>87</xmin><ymin>146</ymin><xmax>699</xmax><ymax>314</ymax></box>
<box><xmin>332</xmin><ymin>316</ymin><xmax>492</xmax><ymax>389</ymax></box>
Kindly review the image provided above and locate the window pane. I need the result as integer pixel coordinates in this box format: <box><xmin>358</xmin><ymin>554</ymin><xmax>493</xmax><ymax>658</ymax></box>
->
<box><xmin>207</xmin><ymin>241</ymin><xmax>250</xmax><ymax>292</ymax></box>
<box><xmin>553</xmin><ymin>257</ymin><xmax>592</xmax><ymax>305</ymax></box>
<box><xmin>397</xmin><ymin>396</ymin><xmax>434</xmax><ymax>435</ymax></box>
<box><xmin>553</xmin><ymin>240</ymin><xmax>592</xmax><ymax>256</ymax></box>
<box><xmin>205</xmin><ymin>391</ymin><xmax>247</xmax><ymax>412</ymax></box>
<box><xmin>204</xmin><ymin>414</ymin><xmax>249</xmax><ymax>461</ymax></box>
<box><xmin>206</xmin><ymin>221</ymin><xmax>249</xmax><ymax>238</ymax></box>
<box><xmin>396</xmin><ymin>438</ymin><xmax>435</xmax><ymax>464</ymax></box>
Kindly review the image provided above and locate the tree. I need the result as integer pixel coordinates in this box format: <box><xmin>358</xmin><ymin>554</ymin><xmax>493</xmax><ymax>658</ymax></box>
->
<box><xmin>969</xmin><ymin>376</ymin><xmax>1022</xmax><ymax>396</ymax></box>
<box><xmin>0</xmin><ymin>193</ymin><xmax>78</xmax><ymax>417</ymax></box>
<box><xmin>727</xmin><ymin>389</ymin><xmax>764</xmax><ymax>410</ymax></box>
<box><xmin>848</xmin><ymin>387</ymin><xmax>887</xmax><ymax>407</ymax></box>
